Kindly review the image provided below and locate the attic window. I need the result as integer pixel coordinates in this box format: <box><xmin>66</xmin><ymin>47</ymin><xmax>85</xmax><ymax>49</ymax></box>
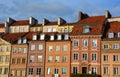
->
<box><xmin>53</xmin><ymin>28</ymin><xmax>57</xmax><ymax>32</ymax></box>
<box><xmin>40</xmin><ymin>34</ymin><xmax>45</xmax><ymax>40</ymax></box>
<box><xmin>50</xmin><ymin>35</ymin><xmax>54</xmax><ymax>40</ymax></box>
<box><xmin>83</xmin><ymin>26</ymin><xmax>90</xmax><ymax>33</ymax></box>
<box><xmin>23</xmin><ymin>38</ymin><xmax>27</xmax><ymax>44</ymax></box>
<box><xmin>17</xmin><ymin>38</ymin><xmax>22</xmax><ymax>44</ymax></box>
<box><xmin>57</xmin><ymin>34</ymin><xmax>62</xmax><ymax>40</ymax></box>
<box><xmin>108</xmin><ymin>32</ymin><xmax>114</xmax><ymax>38</ymax></box>
<box><xmin>64</xmin><ymin>34</ymin><xmax>69</xmax><ymax>40</ymax></box>
<box><xmin>118</xmin><ymin>32</ymin><xmax>120</xmax><ymax>38</ymax></box>
<box><xmin>33</xmin><ymin>34</ymin><xmax>37</xmax><ymax>40</ymax></box>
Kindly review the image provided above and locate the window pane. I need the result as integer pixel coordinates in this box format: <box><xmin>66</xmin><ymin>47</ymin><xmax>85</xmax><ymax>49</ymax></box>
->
<box><xmin>30</xmin><ymin>45</ymin><xmax>35</xmax><ymax>51</ymax></box>
<box><xmin>74</xmin><ymin>40</ymin><xmax>78</xmax><ymax>46</ymax></box>
<box><xmin>38</xmin><ymin>56</ymin><xmax>42</xmax><ymax>62</ymax></box>
<box><xmin>38</xmin><ymin>44</ymin><xmax>43</xmax><ymax>50</ymax></box>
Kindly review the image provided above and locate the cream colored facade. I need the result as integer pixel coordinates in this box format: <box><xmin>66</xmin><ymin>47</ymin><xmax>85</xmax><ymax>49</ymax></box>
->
<box><xmin>101</xmin><ymin>40</ymin><xmax>120</xmax><ymax>77</ymax></box>
<box><xmin>30</xmin><ymin>27</ymin><xmax>42</xmax><ymax>32</ymax></box>
<box><xmin>43</xmin><ymin>25</ymin><xmax>58</xmax><ymax>32</ymax></box>
<box><xmin>57</xmin><ymin>25</ymin><xmax>73</xmax><ymax>33</ymax></box>
<box><xmin>0</xmin><ymin>38</ymin><xmax>11</xmax><ymax>77</ymax></box>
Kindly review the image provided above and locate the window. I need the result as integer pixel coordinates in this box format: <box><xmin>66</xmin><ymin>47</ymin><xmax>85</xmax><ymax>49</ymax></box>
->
<box><xmin>30</xmin><ymin>45</ymin><xmax>35</xmax><ymax>51</ymax></box>
<box><xmin>13</xmin><ymin>48</ymin><xmax>16</xmax><ymax>53</ymax></box>
<box><xmin>108</xmin><ymin>32</ymin><xmax>114</xmax><ymax>38</ymax></box>
<box><xmin>48</xmin><ymin>46</ymin><xmax>53</xmax><ymax>52</ymax></box>
<box><xmin>73</xmin><ymin>67</ymin><xmax>78</xmax><ymax>74</ymax></box>
<box><xmin>104</xmin><ymin>45</ymin><xmax>108</xmax><ymax>49</ymax></box>
<box><xmin>74</xmin><ymin>40</ymin><xmax>79</xmax><ymax>46</ymax></box>
<box><xmin>22</xmin><ymin>70</ymin><xmax>25</xmax><ymax>76</ymax></box>
<box><xmin>74</xmin><ymin>54</ymin><xmax>78</xmax><ymax>60</ymax></box>
<box><xmin>47</xmin><ymin>28</ymin><xmax>52</xmax><ymax>32</ymax></box>
<box><xmin>12</xmin><ymin>59</ymin><xmax>15</xmax><ymax>64</ymax></box>
<box><xmin>22</xmin><ymin>58</ymin><xmax>26</xmax><ymax>64</ymax></box>
<box><xmin>23</xmin><ymin>38</ymin><xmax>27</xmax><ymax>43</ymax></box>
<box><xmin>50</xmin><ymin>35</ymin><xmax>54</xmax><ymax>40</ymax></box>
<box><xmin>92</xmin><ymin>54</ymin><xmax>97</xmax><ymax>61</ymax></box>
<box><xmin>92</xmin><ymin>67</ymin><xmax>96</xmax><ymax>74</ymax></box>
<box><xmin>30</xmin><ymin>56</ymin><xmax>34</xmax><ymax>62</ymax></box>
<box><xmin>18</xmin><ymin>38</ymin><xmax>22</xmax><ymax>44</ymax></box>
<box><xmin>104</xmin><ymin>55</ymin><xmax>108</xmax><ymax>61</ymax></box>
<box><xmin>104</xmin><ymin>67</ymin><xmax>108</xmax><ymax>75</ymax></box>
<box><xmin>54</xmin><ymin>68</ymin><xmax>59</xmax><ymax>74</ymax></box>
<box><xmin>53</xmin><ymin>28</ymin><xmax>57</xmax><ymax>32</ymax></box>
<box><xmin>23</xmin><ymin>27</ymin><xmax>27</xmax><ymax>32</ymax></box>
<box><xmin>118</xmin><ymin>32</ymin><xmax>120</xmax><ymax>38</ymax></box>
<box><xmin>5</xmin><ymin>55</ymin><xmax>10</xmax><ymax>62</ymax></box>
<box><xmin>82</xmin><ymin>40</ymin><xmax>88</xmax><ymax>46</ymax></box>
<box><xmin>17</xmin><ymin>58</ymin><xmax>21</xmax><ymax>64</ymax></box>
<box><xmin>64</xmin><ymin>34</ymin><xmax>69</xmax><ymax>40</ymax></box>
<box><xmin>47</xmin><ymin>68</ymin><xmax>52</xmax><ymax>74</ymax></box>
<box><xmin>7</xmin><ymin>46</ymin><xmax>11</xmax><ymax>52</ymax></box>
<box><xmin>82</xmin><ymin>54</ymin><xmax>87</xmax><ymax>60</ymax></box>
<box><xmin>83</xmin><ymin>27</ymin><xmax>90</xmax><ymax>33</ymax></box>
<box><xmin>33</xmin><ymin>34</ymin><xmax>37</xmax><ymax>40</ymax></box>
<box><xmin>114</xmin><ymin>67</ymin><xmax>118</xmax><ymax>75</ymax></box>
<box><xmin>23</xmin><ymin>48</ymin><xmax>27</xmax><ymax>53</ymax></box>
<box><xmin>20</xmin><ymin>27</ymin><xmax>22</xmax><ymax>32</ymax></box>
<box><xmin>4</xmin><ymin>68</ymin><xmax>8</xmax><ymax>75</ymax></box>
<box><xmin>16</xmin><ymin>70</ymin><xmax>21</xmax><ymax>76</ymax></box>
<box><xmin>0</xmin><ymin>56</ymin><xmax>3</xmax><ymax>62</ymax></box>
<box><xmin>1</xmin><ymin>47</ymin><xmax>4</xmax><ymax>52</ymax></box>
<box><xmin>62</xmin><ymin>56</ymin><xmax>66</xmax><ymax>62</ymax></box>
<box><xmin>38</xmin><ymin>44</ymin><xmax>43</xmax><ymax>50</ymax></box>
<box><xmin>48</xmin><ymin>56</ymin><xmax>52</xmax><ymax>62</ymax></box>
<box><xmin>92</xmin><ymin>40</ymin><xmax>97</xmax><ymax>46</ymax></box>
<box><xmin>56</xmin><ymin>46</ymin><xmax>60</xmax><ymax>51</ymax></box>
<box><xmin>38</xmin><ymin>56</ymin><xmax>42</xmax><ymax>62</ymax></box>
<box><xmin>0</xmin><ymin>68</ymin><xmax>2</xmax><ymax>74</ymax></box>
<box><xmin>63</xmin><ymin>45</ymin><xmax>67</xmax><ymax>51</ymax></box>
<box><xmin>28</xmin><ymin>68</ymin><xmax>33</xmax><ymax>75</ymax></box>
<box><xmin>18</xmin><ymin>48</ymin><xmax>22</xmax><ymax>53</ymax></box>
<box><xmin>113</xmin><ymin>44</ymin><xmax>119</xmax><ymax>49</ymax></box>
<box><xmin>55</xmin><ymin>56</ymin><xmax>60</xmax><ymax>62</ymax></box>
<box><xmin>57</xmin><ymin>35</ymin><xmax>62</xmax><ymax>40</ymax></box>
<box><xmin>61</xmin><ymin>28</ymin><xmax>64</xmax><ymax>33</ymax></box>
<box><xmin>62</xmin><ymin>68</ymin><xmax>66</xmax><ymax>74</ymax></box>
<box><xmin>113</xmin><ymin>55</ymin><xmax>118</xmax><ymax>61</ymax></box>
<box><xmin>36</xmin><ymin>68</ymin><xmax>41</xmax><ymax>75</ymax></box>
<box><xmin>40</xmin><ymin>34</ymin><xmax>45</xmax><ymax>40</ymax></box>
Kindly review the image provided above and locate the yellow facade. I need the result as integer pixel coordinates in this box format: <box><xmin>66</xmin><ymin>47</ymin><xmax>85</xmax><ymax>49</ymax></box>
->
<box><xmin>30</xmin><ymin>27</ymin><xmax>43</xmax><ymax>32</ymax></box>
<box><xmin>0</xmin><ymin>38</ymin><xmax>11</xmax><ymax>77</ymax></box>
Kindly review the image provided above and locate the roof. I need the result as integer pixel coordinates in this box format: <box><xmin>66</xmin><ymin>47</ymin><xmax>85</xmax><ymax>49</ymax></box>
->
<box><xmin>31</xmin><ymin>24</ymin><xmax>42</xmax><ymax>27</ymax></box>
<box><xmin>2</xmin><ymin>32</ymin><xmax>28</xmax><ymax>43</ymax></box>
<box><xmin>103</xmin><ymin>22</ymin><xmax>120</xmax><ymax>40</ymax></box>
<box><xmin>71</xmin><ymin>25</ymin><xmax>103</xmax><ymax>35</ymax></box>
<box><xmin>0</xmin><ymin>23</ymin><xmax>5</xmax><ymax>28</ymax></box>
<box><xmin>44</xmin><ymin>21</ymin><xmax>58</xmax><ymax>26</ymax></box>
<box><xmin>77</xmin><ymin>16</ymin><xmax>106</xmax><ymax>24</ymax></box>
<box><xmin>11</xmin><ymin>20</ymin><xmax>29</xmax><ymax>26</ymax></box>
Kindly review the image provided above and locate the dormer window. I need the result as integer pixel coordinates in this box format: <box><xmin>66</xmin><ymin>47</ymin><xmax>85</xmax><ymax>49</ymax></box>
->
<box><xmin>108</xmin><ymin>32</ymin><xmax>114</xmax><ymax>38</ymax></box>
<box><xmin>64</xmin><ymin>34</ymin><xmax>69</xmax><ymax>40</ymax></box>
<box><xmin>118</xmin><ymin>32</ymin><xmax>120</xmax><ymax>38</ymax></box>
<box><xmin>40</xmin><ymin>34</ymin><xmax>45</xmax><ymax>40</ymax></box>
<box><xmin>17</xmin><ymin>38</ymin><xmax>22</xmax><ymax>44</ymax></box>
<box><xmin>57</xmin><ymin>34</ymin><xmax>62</xmax><ymax>40</ymax></box>
<box><xmin>23</xmin><ymin>38</ymin><xmax>27</xmax><ymax>44</ymax></box>
<box><xmin>83</xmin><ymin>26</ymin><xmax>90</xmax><ymax>33</ymax></box>
<box><xmin>50</xmin><ymin>35</ymin><xmax>54</xmax><ymax>40</ymax></box>
<box><xmin>33</xmin><ymin>34</ymin><xmax>37</xmax><ymax>40</ymax></box>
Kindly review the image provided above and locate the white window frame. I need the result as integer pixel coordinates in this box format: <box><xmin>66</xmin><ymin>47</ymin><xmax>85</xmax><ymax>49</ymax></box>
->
<box><xmin>74</xmin><ymin>40</ymin><xmax>79</xmax><ymax>46</ymax></box>
<box><xmin>30</xmin><ymin>45</ymin><xmax>35</xmax><ymax>51</ymax></box>
<box><xmin>108</xmin><ymin>32</ymin><xmax>114</xmax><ymax>38</ymax></box>
<box><xmin>38</xmin><ymin>44</ymin><xmax>43</xmax><ymax>50</ymax></box>
<box><xmin>74</xmin><ymin>53</ymin><xmax>78</xmax><ymax>60</ymax></box>
<box><xmin>82</xmin><ymin>39</ymin><xmax>88</xmax><ymax>46</ymax></box>
<box><xmin>50</xmin><ymin>35</ymin><xmax>54</xmax><ymax>40</ymax></box>
<box><xmin>64</xmin><ymin>34</ymin><xmax>69</xmax><ymax>40</ymax></box>
<box><xmin>47</xmin><ymin>28</ymin><xmax>52</xmax><ymax>32</ymax></box>
<box><xmin>53</xmin><ymin>28</ymin><xmax>57</xmax><ymax>32</ymax></box>
<box><xmin>30</xmin><ymin>56</ymin><xmax>34</xmax><ymax>62</ymax></box>
<box><xmin>40</xmin><ymin>34</ymin><xmax>45</xmax><ymax>40</ymax></box>
<box><xmin>104</xmin><ymin>44</ymin><xmax>109</xmax><ymax>49</ymax></box>
<box><xmin>113</xmin><ymin>55</ymin><xmax>118</xmax><ymax>61</ymax></box>
<box><xmin>56</xmin><ymin>46</ymin><xmax>60</xmax><ymax>51</ymax></box>
<box><xmin>104</xmin><ymin>67</ymin><xmax>108</xmax><ymax>75</ymax></box>
<box><xmin>113</xmin><ymin>44</ymin><xmax>119</xmax><ymax>49</ymax></box>
<box><xmin>38</xmin><ymin>56</ymin><xmax>42</xmax><ymax>62</ymax></box>
<box><xmin>92</xmin><ymin>67</ymin><xmax>97</xmax><ymax>74</ymax></box>
<box><xmin>92</xmin><ymin>40</ymin><xmax>97</xmax><ymax>46</ymax></box>
<box><xmin>113</xmin><ymin>67</ymin><xmax>118</xmax><ymax>75</ymax></box>
<box><xmin>48</xmin><ymin>46</ymin><xmax>53</xmax><ymax>52</ymax></box>
<box><xmin>104</xmin><ymin>55</ymin><xmax>108</xmax><ymax>61</ymax></box>
<box><xmin>33</xmin><ymin>34</ymin><xmax>37</xmax><ymax>40</ymax></box>
<box><xmin>57</xmin><ymin>34</ymin><xmax>62</xmax><ymax>40</ymax></box>
<box><xmin>92</xmin><ymin>53</ymin><xmax>97</xmax><ymax>61</ymax></box>
<box><xmin>47</xmin><ymin>68</ymin><xmax>52</xmax><ymax>74</ymax></box>
<box><xmin>55</xmin><ymin>56</ymin><xmax>60</xmax><ymax>62</ymax></box>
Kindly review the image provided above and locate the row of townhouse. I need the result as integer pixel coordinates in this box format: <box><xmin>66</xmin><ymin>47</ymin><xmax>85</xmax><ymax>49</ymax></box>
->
<box><xmin>0</xmin><ymin>10</ymin><xmax>119</xmax><ymax>77</ymax></box>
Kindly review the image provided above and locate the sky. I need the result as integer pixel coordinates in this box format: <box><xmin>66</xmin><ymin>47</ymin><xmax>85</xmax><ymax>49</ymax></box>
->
<box><xmin>0</xmin><ymin>0</ymin><xmax>120</xmax><ymax>23</ymax></box>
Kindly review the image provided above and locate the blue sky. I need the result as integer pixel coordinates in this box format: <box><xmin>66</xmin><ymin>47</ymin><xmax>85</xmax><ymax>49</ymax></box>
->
<box><xmin>0</xmin><ymin>0</ymin><xmax>120</xmax><ymax>23</ymax></box>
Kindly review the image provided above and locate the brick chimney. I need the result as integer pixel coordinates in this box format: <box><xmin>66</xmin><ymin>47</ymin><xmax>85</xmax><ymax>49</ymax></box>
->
<box><xmin>42</xmin><ymin>18</ymin><xmax>49</xmax><ymax>26</ymax></box>
<box><xmin>58</xmin><ymin>17</ymin><xmax>66</xmax><ymax>25</ymax></box>
<box><xmin>78</xmin><ymin>11</ymin><xmax>89</xmax><ymax>21</ymax></box>
<box><xmin>105</xmin><ymin>10</ymin><xmax>111</xmax><ymax>18</ymax></box>
<box><xmin>29</xmin><ymin>16</ymin><xmax>38</xmax><ymax>26</ymax></box>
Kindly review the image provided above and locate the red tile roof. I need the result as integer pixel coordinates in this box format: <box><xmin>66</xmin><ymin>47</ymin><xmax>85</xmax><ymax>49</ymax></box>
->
<box><xmin>2</xmin><ymin>32</ymin><xmax>27</xmax><ymax>43</ymax></box>
<box><xmin>77</xmin><ymin>16</ymin><xmax>106</xmax><ymax>24</ymax></box>
<box><xmin>0</xmin><ymin>23</ymin><xmax>5</xmax><ymax>28</ymax></box>
<box><xmin>31</xmin><ymin>24</ymin><xmax>42</xmax><ymax>27</ymax></box>
<box><xmin>11</xmin><ymin>20</ymin><xmax>29</xmax><ymax>26</ymax></box>
<box><xmin>45</xmin><ymin>21</ymin><xmax>58</xmax><ymax>25</ymax></box>
<box><xmin>71</xmin><ymin>25</ymin><xmax>103</xmax><ymax>35</ymax></box>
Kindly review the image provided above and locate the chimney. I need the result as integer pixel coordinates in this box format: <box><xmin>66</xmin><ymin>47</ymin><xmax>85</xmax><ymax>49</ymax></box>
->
<box><xmin>29</xmin><ymin>16</ymin><xmax>38</xmax><ymax>26</ymax></box>
<box><xmin>105</xmin><ymin>10</ymin><xmax>111</xmax><ymax>18</ymax></box>
<box><xmin>78</xmin><ymin>11</ymin><xmax>89</xmax><ymax>21</ymax></box>
<box><xmin>7</xmin><ymin>17</ymin><xmax>15</xmax><ymax>25</ymax></box>
<box><xmin>58</xmin><ymin>17</ymin><xmax>66</xmax><ymax>25</ymax></box>
<box><xmin>4</xmin><ymin>22</ymin><xmax>9</xmax><ymax>34</ymax></box>
<box><xmin>42</xmin><ymin>18</ymin><xmax>49</xmax><ymax>26</ymax></box>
